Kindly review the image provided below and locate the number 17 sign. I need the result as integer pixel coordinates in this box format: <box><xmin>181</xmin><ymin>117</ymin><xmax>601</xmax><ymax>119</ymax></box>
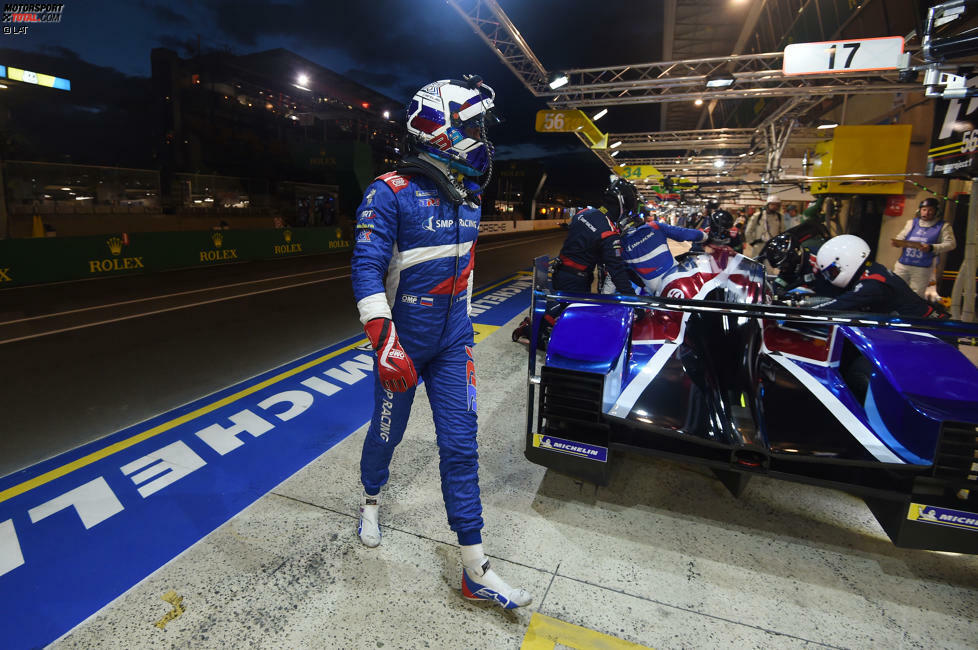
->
<box><xmin>783</xmin><ymin>36</ymin><xmax>904</xmax><ymax>76</ymax></box>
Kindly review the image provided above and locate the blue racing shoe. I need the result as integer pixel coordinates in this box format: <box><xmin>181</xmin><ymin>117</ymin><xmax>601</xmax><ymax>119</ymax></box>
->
<box><xmin>461</xmin><ymin>559</ymin><xmax>532</xmax><ymax>609</ymax></box>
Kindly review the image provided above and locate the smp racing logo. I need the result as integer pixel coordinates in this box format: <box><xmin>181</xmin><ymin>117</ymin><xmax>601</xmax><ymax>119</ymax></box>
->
<box><xmin>273</xmin><ymin>229</ymin><xmax>302</xmax><ymax>256</ymax></box>
<box><xmin>200</xmin><ymin>231</ymin><xmax>238</xmax><ymax>263</ymax></box>
<box><xmin>2</xmin><ymin>3</ymin><xmax>63</xmax><ymax>35</ymax></box>
<box><xmin>88</xmin><ymin>235</ymin><xmax>144</xmax><ymax>275</ymax></box>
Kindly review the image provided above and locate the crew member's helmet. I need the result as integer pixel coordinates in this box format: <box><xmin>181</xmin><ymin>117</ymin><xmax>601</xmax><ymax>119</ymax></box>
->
<box><xmin>919</xmin><ymin>197</ymin><xmax>940</xmax><ymax>219</ymax></box>
<box><xmin>707</xmin><ymin>209</ymin><xmax>735</xmax><ymax>243</ymax></box>
<box><xmin>705</xmin><ymin>199</ymin><xmax>720</xmax><ymax>213</ymax></box>
<box><xmin>405</xmin><ymin>75</ymin><xmax>498</xmax><ymax>178</ymax></box>
<box><xmin>815</xmin><ymin>234</ymin><xmax>870</xmax><ymax>288</ymax></box>
<box><xmin>604</xmin><ymin>177</ymin><xmax>642</xmax><ymax>231</ymax></box>
<box><xmin>759</xmin><ymin>232</ymin><xmax>804</xmax><ymax>275</ymax></box>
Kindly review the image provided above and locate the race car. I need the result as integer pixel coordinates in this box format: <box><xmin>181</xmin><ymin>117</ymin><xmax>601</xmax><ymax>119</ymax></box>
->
<box><xmin>523</xmin><ymin>248</ymin><xmax>978</xmax><ymax>554</ymax></box>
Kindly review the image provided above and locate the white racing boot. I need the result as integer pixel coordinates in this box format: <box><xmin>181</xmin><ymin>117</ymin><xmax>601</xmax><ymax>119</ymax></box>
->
<box><xmin>460</xmin><ymin>545</ymin><xmax>532</xmax><ymax>609</ymax></box>
<box><xmin>357</xmin><ymin>491</ymin><xmax>381</xmax><ymax>548</ymax></box>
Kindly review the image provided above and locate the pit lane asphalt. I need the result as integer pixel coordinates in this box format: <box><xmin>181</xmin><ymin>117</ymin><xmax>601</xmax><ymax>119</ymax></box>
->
<box><xmin>0</xmin><ymin>230</ymin><xmax>564</xmax><ymax>478</ymax></box>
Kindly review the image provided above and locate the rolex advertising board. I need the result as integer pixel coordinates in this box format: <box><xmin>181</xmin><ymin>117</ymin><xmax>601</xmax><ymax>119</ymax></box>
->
<box><xmin>928</xmin><ymin>74</ymin><xmax>978</xmax><ymax>178</ymax></box>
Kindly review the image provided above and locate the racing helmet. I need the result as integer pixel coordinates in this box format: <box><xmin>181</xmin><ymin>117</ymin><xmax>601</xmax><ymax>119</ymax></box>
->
<box><xmin>759</xmin><ymin>232</ymin><xmax>804</xmax><ymax>275</ymax></box>
<box><xmin>707</xmin><ymin>209</ymin><xmax>734</xmax><ymax>243</ymax></box>
<box><xmin>705</xmin><ymin>199</ymin><xmax>720</xmax><ymax>213</ymax></box>
<box><xmin>604</xmin><ymin>177</ymin><xmax>641</xmax><ymax>231</ymax></box>
<box><xmin>405</xmin><ymin>75</ymin><xmax>498</xmax><ymax>178</ymax></box>
<box><xmin>815</xmin><ymin>234</ymin><xmax>870</xmax><ymax>288</ymax></box>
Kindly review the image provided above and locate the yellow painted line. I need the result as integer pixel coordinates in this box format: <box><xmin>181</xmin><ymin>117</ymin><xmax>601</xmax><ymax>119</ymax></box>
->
<box><xmin>472</xmin><ymin>272</ymin><xmax>532</xmax><ymax>295</ymax></box>
<box><xmin>0</xmin><ymin>338</ymin><xmax>366</xmax><ymax>504</ymax></box>
<box><xmin>0</xmin><ymin>275</ymin><xmax>531</xmax><ymax>504</ymax></box>
<box><xmin>521</xmin><ymin>613</ymin><xmax>653</xmax><ymax>650</ymax></box>
<box><xmin>928</xmin><ymin>142</ymin><xmax>963</xmax><ymax>154</ymax></box>
<box><xmin>473</xmin><ymin>324</ymin><xmax>500</xmax><ymax>344</ymax></box>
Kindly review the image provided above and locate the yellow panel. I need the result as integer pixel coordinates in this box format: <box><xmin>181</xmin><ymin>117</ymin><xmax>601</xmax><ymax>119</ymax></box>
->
<box><xmin>521</xmin><ymin>612</ymin><xmax>654</xmax><ymax>650</ymax></box>
<box><xmin>535</xmin><ymin>110</ymin><xmax>607</xmax><ymax>149</ymax></box>
<box><xmin>811</xmin><ymin>125</ymin><xmax>910</xmax><ymax>194</ymax></box>
<box><xmin>616</xmin><ymin>165</ymin><xmax>663</xmax><ymax>181</ymax></box>
<box><xmin>35</xmin><ymin>73</ymin><xmax>56</xmax><ymax>88</ymax></box>
<box><xmin>810</xmin><ymin>139</ymin><xmax>835</xmax><ymax>195</ymax></box>
<box><xmin>7</xmin><ymin>67</ymin><xmax>24</xmax><ymax>82</ymax></box>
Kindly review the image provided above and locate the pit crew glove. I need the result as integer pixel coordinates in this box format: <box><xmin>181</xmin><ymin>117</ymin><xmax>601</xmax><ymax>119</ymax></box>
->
<box><xmin>364</xmin><ymin>317</ymin><xmax>418</xmax><ymax>392</ymax></box>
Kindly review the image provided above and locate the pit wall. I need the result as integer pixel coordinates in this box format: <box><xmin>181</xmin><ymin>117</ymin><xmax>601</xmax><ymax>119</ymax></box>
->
<box><xmin>0</xmin><ymin>220</ymin><xmax>565</xmax><ymax>288</ymax></box>
<box><xmin>0</xmin><ymin>227</ymin><xmax>351</xmax><ymax>288</ymax></box>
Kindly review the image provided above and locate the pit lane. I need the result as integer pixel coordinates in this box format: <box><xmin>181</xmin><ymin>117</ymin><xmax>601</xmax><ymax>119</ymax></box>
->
<box><xmin>2</xmin><ymin>229</ymin><xmax>976</xmax><ymax>649</ymax></box>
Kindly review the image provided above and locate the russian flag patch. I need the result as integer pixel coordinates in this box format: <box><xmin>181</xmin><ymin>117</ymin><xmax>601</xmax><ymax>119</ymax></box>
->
<box><xmin>420</xmin><ymin>297</ymin><xmax>434</xmax><ymax>307</ymax></box>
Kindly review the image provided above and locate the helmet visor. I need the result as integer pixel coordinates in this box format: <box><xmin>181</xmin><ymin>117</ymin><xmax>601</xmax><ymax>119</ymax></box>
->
<box><xmin>820</xmin><ymin>261</ymin><xmax>842</xmax><ymax>283</ymax></box>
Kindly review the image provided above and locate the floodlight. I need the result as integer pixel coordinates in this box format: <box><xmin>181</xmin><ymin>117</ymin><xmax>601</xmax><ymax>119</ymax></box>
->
<box><xmin>548</xmin><ymin>72</ymin><xmax>569</xmax><ymax>90</ymax></box>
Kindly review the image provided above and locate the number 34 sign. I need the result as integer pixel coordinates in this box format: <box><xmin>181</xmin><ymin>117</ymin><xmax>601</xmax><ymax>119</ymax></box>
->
<box><xmin>783</xmin><ymin>36</ymin><xmax>903</xmax><ymax>76</ymax></box>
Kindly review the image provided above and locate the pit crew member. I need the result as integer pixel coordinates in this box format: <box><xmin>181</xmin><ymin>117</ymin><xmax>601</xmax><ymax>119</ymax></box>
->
<box><xmin>891</xmin><ymin>197</ymin><xmax>956</xmax><ymax>297</ymax></box>
<box><xmin>814</xmin><ymin>234</ymin><xmax>947</xmax><ymax>318</ymax></box>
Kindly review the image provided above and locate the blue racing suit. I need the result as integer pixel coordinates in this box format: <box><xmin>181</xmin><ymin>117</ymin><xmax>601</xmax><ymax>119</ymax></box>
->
<box><xmin>351</xmin><ymin>170</ymin><xmax>483</xmax><ymax>546</ymax></box>
<box><xmin>621</xmin><ymin>221</ymin><xmax>706</xmax><ymax>294</ymax></box>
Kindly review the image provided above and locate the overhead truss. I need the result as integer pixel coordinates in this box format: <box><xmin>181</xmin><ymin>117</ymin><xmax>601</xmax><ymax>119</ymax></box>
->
<box><xmin>544</xmin><ymin>52</ymin><xmax>921</xmax><ymax>107</ymax></box>
<box><xmin>607</xmin><ymin>127</ymin><xmax>824</xmax><ymax>151</ymax></box>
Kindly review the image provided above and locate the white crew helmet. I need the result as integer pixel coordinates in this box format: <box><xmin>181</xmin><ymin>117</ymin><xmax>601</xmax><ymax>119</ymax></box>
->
<box><xmin>815</xmin><ymin>234</ymin><xmax>870</xmax><ymax>288</ymax></box>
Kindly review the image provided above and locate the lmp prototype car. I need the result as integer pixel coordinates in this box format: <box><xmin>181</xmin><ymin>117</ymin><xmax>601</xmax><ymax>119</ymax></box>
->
<box><xmin>523</xmin><ymin>249</ymin><xmax>978</xmax><ymax>554</ymax></box>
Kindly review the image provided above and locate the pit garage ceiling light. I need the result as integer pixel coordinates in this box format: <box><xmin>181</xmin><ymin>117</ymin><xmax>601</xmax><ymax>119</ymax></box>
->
<box><xmin>592</xmin><ymin>108</ymin><xmax>608</xmax><ymax>120</ymax></box>
<box><xmin>713</xmin><ymin>159</ymin><xmax>725</xmax><ymax>168</ymax></box>
<box><xmin>548</xmin><ymin>72</ymin><xmax>569</xmax><ymax>90</ymax></box>
<box><xmin>694</xmin><ymin>98</ymin><xmax>704</xmax><ymax>106</ymax></box>
<box><xmin>705</xmin><ymin>74</ymin><xmax>735</xmax><ymax>88</ymax></box>
<box><xmin>817</xmin><ymin>121</ymin><xmax>839</xmax><ymax>129</ymax></box>
<box><xmin>610</xmin><ymin>150</ymin><xmax>620</xmax><ymax>157</ymax></box>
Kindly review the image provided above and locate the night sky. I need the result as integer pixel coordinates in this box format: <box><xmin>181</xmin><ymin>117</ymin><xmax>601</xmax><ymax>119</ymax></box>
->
<box><xmin>4</xmin><ymin>0</ymin><xmax>669</xmax><ymax>192</ymax></box>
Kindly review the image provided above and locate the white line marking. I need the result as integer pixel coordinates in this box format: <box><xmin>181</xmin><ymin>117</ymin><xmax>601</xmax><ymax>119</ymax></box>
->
<box><xmin>0</xmin><ymin>265</ymin><xmax>351</xmax><ymax>326</ymax></box>
<box><xmin>0</xmin><ymin>273</ymin><xmax>352</xmax><ymax>346</ymax></box>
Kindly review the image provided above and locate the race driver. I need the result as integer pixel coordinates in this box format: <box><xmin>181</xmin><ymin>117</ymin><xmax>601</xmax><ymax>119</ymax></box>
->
<box><xmin>351</xmin><ymin>75</ymin><xmax>531</xmax><ymax>609</ymax></box>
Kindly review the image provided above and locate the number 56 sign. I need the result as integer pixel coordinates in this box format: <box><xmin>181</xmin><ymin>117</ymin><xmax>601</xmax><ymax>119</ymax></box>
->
<box><xmin>783</xmin><ymin>36</ymin><xmax>903</xmax><ymax>76</ymax></box>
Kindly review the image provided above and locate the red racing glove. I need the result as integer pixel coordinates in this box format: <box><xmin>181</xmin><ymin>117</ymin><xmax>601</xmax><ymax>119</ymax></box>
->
<box><xmin>364</xmin><ymin>317</ymin><xmax>418</xmax><ymax>392</ymax></box>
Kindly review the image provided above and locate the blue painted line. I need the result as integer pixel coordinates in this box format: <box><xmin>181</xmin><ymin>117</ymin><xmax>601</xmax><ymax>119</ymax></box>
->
<box><xmin>0</xmin><ymin>273</ymin><xmax>533</xmax><ymax>650</ymax></box>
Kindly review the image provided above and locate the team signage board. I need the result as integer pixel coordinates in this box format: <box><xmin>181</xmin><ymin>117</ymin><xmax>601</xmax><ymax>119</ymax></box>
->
<box><xmin>783</xmin><ymin>37</ymin><xmax>903</xmax><ymax>76</ymax></box>
<box><xmin>927</xmin><ymin>73</ymin><xmax>978</xmax><ymax>178</ymax></box>
<box><xmin>534</xmin><ymin>110</ymin><xmax>607</xmax><ymax>149</ymax></box>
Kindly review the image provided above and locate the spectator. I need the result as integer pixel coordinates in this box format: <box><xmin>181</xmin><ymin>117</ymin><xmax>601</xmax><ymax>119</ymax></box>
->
<box><xmin>744</xmin><ymin>195</ymin><xmax>783</xmax><ymax>258</ymax></box>
<box><xmin>782</xmin><ymin>204</ymin><xmax>801</xmax><ymax>230</ymax></box>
